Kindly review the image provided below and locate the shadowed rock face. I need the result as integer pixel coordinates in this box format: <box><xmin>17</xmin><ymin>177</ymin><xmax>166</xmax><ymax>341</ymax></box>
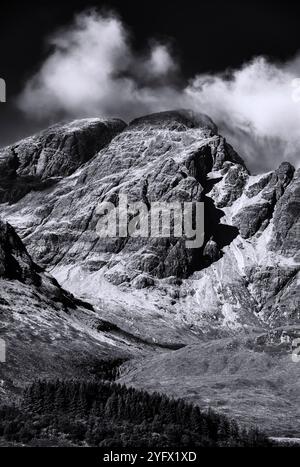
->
<box><xmin>232</xmin><ymin>162</ymin><xmax>295</xmax><ymax>239</ymax></box>
<box><xmin>269</xmin><ymin>168</ymin><xmax>300</xmax><ymax>258</ymax></box>
<box><xmin>0</xmin><ymin>219</ymin><xmax>91</xmax><ymax>307</ymax></box>
<box><xmin>0</xmin><ymin>110</ymin><xmax>299</xmax><ymax>337</ymax></box>
<box><xmin>0</xmin><ymin>219</ymin><xmax>40</xmax><ymax>283</ymax></box>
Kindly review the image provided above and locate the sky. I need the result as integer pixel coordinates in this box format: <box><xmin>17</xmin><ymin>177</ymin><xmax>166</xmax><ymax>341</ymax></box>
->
<box><xmin>1</xmin><ymin>0</ymin><xmax>300</xmax><ymax>172</ymax></box>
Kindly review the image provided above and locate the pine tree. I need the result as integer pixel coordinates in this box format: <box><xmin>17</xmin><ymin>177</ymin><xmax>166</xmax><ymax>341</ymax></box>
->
<box><xmin>104</xmin><ymin>392</ymin><xmax>119</xmax><ymax>418</ymax></box>
<box><xmin>54</xmin><ymin>383</ymin><xmax>66</xmax><ymax>413</ymax></box>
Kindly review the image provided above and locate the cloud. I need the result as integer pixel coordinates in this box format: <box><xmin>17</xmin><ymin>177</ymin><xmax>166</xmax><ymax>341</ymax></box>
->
<box><xmin>18</xmin><ymin>9</ymin><xmax>300</xmax><ymax>172</ymax></box>
<box><xmin>186</xmin><ymin>58</ymin><xmax>300</xmax><ymax>171</ymax></box>
<box><xmin>147</xmin><ymin>44</ymin><xmax>177</xmax><ymax>76</ymax></box>
<box><xmin>18</xmin><ymin>10</ymin><xmax>179</xmax><ymax>119</ymax></box>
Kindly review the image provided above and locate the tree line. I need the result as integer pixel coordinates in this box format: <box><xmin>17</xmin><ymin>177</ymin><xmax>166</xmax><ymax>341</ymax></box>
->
<box><xmin>0</xmin><ymin>379</ymin><xmax>271</xmax><ymax>447</ymax></box>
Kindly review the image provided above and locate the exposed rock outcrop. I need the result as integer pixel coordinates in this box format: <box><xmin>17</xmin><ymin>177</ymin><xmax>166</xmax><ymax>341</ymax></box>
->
<box><xmin>0</xmin><ymin>118</ymin><xmax>126</xmax><ymax>203</ymax></box>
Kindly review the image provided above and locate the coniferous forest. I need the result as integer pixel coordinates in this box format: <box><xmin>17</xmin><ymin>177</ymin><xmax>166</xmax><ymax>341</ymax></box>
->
<box><xmin>0</xmin><ymin>379</ymin><xmax>271</xmax><ymax>447</ymax></box>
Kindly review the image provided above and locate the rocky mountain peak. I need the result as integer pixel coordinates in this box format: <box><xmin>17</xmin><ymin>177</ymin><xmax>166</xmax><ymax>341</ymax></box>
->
<box><xmin>129</xmin><ymin>109</ymin><xmax>218</xmax><ymax>134</ymax></box>
<box><xmin>0</xmin><ymin>117</ymin><xmax>126</xmax><ymax>203</ymax></box>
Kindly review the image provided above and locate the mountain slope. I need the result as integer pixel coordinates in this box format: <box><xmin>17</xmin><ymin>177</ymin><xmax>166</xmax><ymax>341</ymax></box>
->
<box><xmin>0</xmin><ymin>110</ymin><xmax>298</xmax><ymax>341</ymax></box>
<box><xmin>120</xmin><ymin>333</ymin><xmax>300</xmax><ymax>436</ymax></box>
<box><xmin>0</xmin><ymin>220</ymin><xmax>159</xmax><ymax>401</ymax></box>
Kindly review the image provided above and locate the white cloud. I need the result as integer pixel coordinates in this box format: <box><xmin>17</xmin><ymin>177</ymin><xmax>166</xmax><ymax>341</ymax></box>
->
<box><xmin>186</xmin><ymin>57</ymin><xmax>300</xmax><ymax>171</ymax></box>
<box><xmin>147</xmin><ymin>44</ymin><xmax>177</xmax><ymax>76</ymax></box>
<box><xmin>18</xmin><ymin>10</ymin><xmax>177</xmax><ymax>119</ymax></box>
<box><xmin>18</xmin><ymin>9</ymin><xmax>300</xmax><ymax>172</ymax></box>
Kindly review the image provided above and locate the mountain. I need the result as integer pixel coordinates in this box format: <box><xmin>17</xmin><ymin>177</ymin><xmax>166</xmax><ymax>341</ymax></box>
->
<box><xmin>0</xmin><ymin>118</ymin><xmax>125</xmax><ymax>203</ymax></box>
<box><xmin>0</xmin><ymin>109</ymin><xmax>299</xmax><ymax>433</ymax></box>
<box><xmin>0</xmin><ymin>219</ymin><xmax>158</xmax><ymax>402</ymax></box>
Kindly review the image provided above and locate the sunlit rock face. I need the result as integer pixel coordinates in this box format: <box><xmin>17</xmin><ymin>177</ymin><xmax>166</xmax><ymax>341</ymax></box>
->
<box><xmin>0</xmin><ymin>118</ymin><xmax>126</xmax><ymax>203</ymax></box>
<box><xmin>0</xmin><ymin>110</ymin><xmax>299</xmax><ymax>340</ymax></box>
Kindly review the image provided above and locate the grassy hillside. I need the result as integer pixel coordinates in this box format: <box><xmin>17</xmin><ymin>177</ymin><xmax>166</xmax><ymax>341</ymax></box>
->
<box><xmin>120</xmin><ymin>332</ymin><xmax>300</xmax><ymax>436</ymax></box>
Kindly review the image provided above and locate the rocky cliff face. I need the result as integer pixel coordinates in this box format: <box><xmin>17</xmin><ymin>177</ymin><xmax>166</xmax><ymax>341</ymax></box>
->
<box><xmin>0</xmin><ymin>110</ymin><xmax>298</xmax><ymax>341</ymax></box>
<box><xmin>0</xmin><ymin>118</ymin><xmax>125</xmax><ymax>203</ymax></box>
<box><xmin>0</xmin><ymin>219</ymin><xmax>41</xmax><ymax>284</ymax></box>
